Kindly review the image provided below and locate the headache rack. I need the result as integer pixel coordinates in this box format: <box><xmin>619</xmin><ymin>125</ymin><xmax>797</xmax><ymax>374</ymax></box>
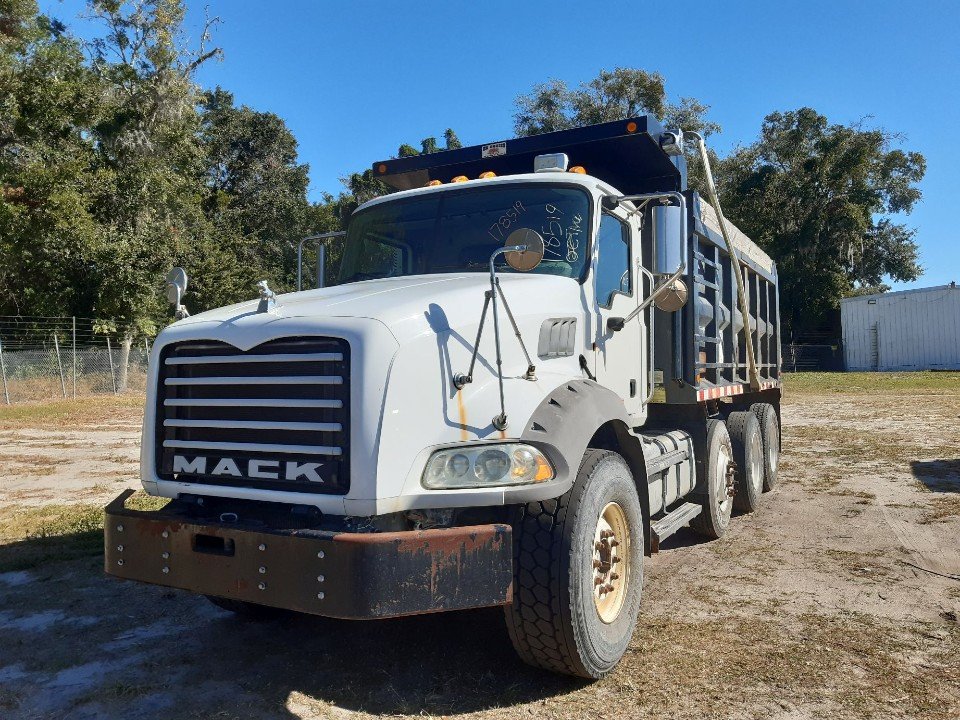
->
<box><xmin>373</xmin><ymin>115</ymin><xmax>686</xmax><ymax>195</ymax></box>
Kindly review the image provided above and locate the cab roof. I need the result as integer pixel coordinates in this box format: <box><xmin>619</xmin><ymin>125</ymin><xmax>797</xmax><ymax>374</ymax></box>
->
<box><xmin>356</xmin><ymin>171</ymin><xmax>616</xmax><ymax>213</ymax></box>
<box><xmin>372</xmin><ymin>116</ymin><xmax>686</xmax><ymax>195</ymax></box>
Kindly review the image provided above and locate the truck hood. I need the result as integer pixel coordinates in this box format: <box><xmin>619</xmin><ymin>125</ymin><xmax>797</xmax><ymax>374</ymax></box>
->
<box><xmin>173</xmin><ymin>273</ymin><xmax>585</xmax><ymax>345</ymax></box>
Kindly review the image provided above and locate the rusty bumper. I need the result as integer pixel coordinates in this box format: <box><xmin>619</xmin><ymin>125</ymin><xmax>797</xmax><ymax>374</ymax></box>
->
<box><xmin>104</xmin><ymin>490</ymin><xmax>513</xmax><ymax>619</ymax></box>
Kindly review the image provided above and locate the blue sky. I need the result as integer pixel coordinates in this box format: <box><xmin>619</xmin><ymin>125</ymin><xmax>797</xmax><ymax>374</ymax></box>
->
<box><xmin>44</xmin><ymin>0</ymin><xmax>959</xmax><ymax>290</ymax></box>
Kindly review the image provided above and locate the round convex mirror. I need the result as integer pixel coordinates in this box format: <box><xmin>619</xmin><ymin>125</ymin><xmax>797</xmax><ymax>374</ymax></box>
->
<box><xmin>166</xmin><ymin>267</ymin><xmax>188</xmax><ymax>305</ymax></box>
<box><xmin>503</xmin><ymin>228</ymin><xmax>545</xmax><ymax>272</ymax></box>
<box><xmin>653</xmin><ymin>277</ymin><xmax>689</xmax><ymax>313</ymax></box>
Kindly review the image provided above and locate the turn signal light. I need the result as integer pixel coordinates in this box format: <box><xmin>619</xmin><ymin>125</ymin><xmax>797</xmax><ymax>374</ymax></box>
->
<box><xmin>569</xmin><ymin>166</ymin><xmax>586</xmax><ymax>174</ymax></box>
<box><xmin>451</xmin><ymin>175</ymin><xmax>468</xmax><ymax>183</ymax></box>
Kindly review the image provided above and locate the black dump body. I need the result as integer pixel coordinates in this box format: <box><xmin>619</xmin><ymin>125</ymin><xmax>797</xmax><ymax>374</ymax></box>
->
<box><xmin>374</xmin><ymin>115</ymin><xmax>685</xmax><ymax>195</ymax></box>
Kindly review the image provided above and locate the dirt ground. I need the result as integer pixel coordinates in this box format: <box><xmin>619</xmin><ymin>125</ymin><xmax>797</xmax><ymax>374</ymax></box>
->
<box><xmin>0</xmin><ymin>375</ymin><xmax>958</xmax><ymax>720</ymax></box>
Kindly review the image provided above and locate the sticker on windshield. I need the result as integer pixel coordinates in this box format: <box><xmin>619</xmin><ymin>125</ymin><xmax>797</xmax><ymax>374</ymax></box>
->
<box><xmin>482</xmin><ymin>142</ymin><xmax>507</xmax><ymax>158</ymax></box>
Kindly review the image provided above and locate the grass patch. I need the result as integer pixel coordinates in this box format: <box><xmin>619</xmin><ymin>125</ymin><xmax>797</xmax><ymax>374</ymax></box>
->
<box><xmin>619</xmin><ymin>611</ymin><xmax>960</xmax><ymax>720</ymax></box>
<box><xmin>784</xmin><ymin>371</ymin><xmax>960</xmax><ymax>396</ymax></box>
<box><xmin>786</xmin><ymin>424</ymin><xmax>956</xmax><ymax>466</ymax></box>
<box><xmin>0</xmin><ymin>394</ymin><xmax>144</xmax><ymax>430</ymax></box>
<box><xmin>0</xmin><ymin>453</ymin><xmax>57</xmax><ymax>476</ymax></box>
<box><xmin>920</xmin><ymin>495</ymin><xmax>960</xmax><ymax>524</ymax></box>
<box><xmin>0</xmin><ymin>492</ymin><xmax>168</xmax><ymax>572</ymax></box>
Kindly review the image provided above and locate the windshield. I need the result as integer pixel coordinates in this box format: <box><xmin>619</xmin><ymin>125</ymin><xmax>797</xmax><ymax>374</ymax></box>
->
<box><xmin>338</xmin><ymin>184</ymin><xmax>592</xmax><ymax>284</ymax></box>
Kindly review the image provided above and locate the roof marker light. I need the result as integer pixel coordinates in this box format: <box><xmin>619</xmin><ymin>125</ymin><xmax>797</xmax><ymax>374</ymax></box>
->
<box><xmin>534</xmin><ymin>153</ymin><xmax>569</xmax><ymax>173</ymax></box>
<box><xmin>451</xmin><ymin>175</ymin><xmax>468</xmax><ymax>183</ymax></box>
<box><xmin>568</xmin><ymin>166</ymin><xmax>586</xmax><ymax>174</ymax></box>
<box><xmin>626</xmin><ymin>121</ymin><xmax>638</xmax><ymax>133</ymax></box>
<box><xmin>479</xmin><ymin>171</ymin><xmax>496</xmax><ymax>179</ymax></box>
<box><xmin>425</xmin><ymin>180</ymin><xmax>442</xmax><ymax>187</ymax></box>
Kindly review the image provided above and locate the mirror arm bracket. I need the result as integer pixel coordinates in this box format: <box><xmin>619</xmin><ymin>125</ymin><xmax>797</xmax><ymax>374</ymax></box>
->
<box><xmin>607</xmin><ymin>263</ymin><xmax>687</xmax><ymax>332</ymax></box>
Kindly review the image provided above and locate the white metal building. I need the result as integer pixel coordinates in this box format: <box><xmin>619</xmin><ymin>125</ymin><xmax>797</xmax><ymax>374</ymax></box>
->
<box><xmin>841</xmin><ymin>283</ymin><xmax>960</xmax><ymax>371</ymax></box>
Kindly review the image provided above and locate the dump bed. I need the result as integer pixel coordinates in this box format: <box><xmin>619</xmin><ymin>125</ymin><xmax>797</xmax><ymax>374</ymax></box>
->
<box><xmin>657</xmin><ymin>191</ymin><xmax>781</xmax><ymax>404</ymax></box>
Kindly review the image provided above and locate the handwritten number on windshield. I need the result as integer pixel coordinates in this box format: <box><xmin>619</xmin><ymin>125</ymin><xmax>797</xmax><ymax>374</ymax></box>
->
<box><xmin>487</xmin><ymin>200</ymin><xmax>526</xmax><ymax>242</ymax></box>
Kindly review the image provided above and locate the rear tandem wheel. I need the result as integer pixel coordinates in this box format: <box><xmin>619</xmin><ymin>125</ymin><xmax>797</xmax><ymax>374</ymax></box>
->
<box><xmin>726</xmin><ymin>410</ymin><xmax>764</xmax><ymax>513</ymax></box>
<box><xmin>690</xmin><ymin>419</ymin><xmax>735</xmax><ymax>539</ymax></box>
<box><xmin>751</xmin><ymin>402</ymin><xmax>780</xmax><ymax>492</ymax></box>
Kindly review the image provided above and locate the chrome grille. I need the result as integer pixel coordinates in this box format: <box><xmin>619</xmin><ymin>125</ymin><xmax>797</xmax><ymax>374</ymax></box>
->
<box><xmin>156</xmin><ymin>337</ymin><xmax>350</xmax><ymax>494</ymax></box>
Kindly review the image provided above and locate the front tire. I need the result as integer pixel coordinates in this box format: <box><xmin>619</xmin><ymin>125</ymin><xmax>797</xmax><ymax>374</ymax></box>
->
<box><xmin>505</xmin><ymin>449</ymin><xmax>644</xmax><ymax>679</ymax></box>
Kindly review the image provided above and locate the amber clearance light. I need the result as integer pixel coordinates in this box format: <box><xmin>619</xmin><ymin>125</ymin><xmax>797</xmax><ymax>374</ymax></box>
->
<box><xmin>450</xmin><ymin>175</ymin><xmax>469</xmax><ymax>183</ymax></box>
<box><xmin>479</xmin><ymin>171</ymin><xmax>496</xmax><ymax>178</ymax></box>
<box><xmin>568</xmin><ymin>166</ymin><xmax>586</xmax><ymax>174</ymax></box>
<box><xmin>626</xmin><ymin>121</ymin><xmax>638</xmax><ymax>133</ymax></box>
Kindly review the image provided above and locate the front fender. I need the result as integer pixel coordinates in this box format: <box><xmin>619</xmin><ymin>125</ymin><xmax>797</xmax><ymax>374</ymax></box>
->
<box><xmin>520</xmin><ymin>379</ymin><xmax>633</xmax><ymax>488</ymax></box>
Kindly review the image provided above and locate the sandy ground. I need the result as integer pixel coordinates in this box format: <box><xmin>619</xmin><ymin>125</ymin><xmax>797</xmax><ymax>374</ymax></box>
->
<box><xmin>0</xmin><ymin>382</ymin><xmax>958</xmax><ymax>719</ymax></box>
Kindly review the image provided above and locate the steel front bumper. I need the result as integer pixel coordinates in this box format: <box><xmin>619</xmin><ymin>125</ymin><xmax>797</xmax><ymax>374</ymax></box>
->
<box><xmin>104</xmin><ymin>491</ymin><xmax>513</xmax><ymax>619</ymax></box>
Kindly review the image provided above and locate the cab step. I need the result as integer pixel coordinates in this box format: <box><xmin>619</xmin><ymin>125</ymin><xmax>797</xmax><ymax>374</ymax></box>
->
<box><xmin>650</xmin><ymin>502</ymin><xmax>702</xmax><ymax>553</ymax></box>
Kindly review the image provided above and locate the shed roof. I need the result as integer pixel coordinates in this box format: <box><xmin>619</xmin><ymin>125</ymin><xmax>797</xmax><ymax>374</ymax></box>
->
<box><xmin>840</xmin><ymin>283</ymin><xmax>958</xmax><ymax>305</ymax></box>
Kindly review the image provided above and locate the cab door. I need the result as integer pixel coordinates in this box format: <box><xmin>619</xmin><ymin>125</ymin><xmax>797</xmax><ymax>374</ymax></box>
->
<box><xmin>593</xmin><ymin>209</ymin><xmax>645</xmax><ymax>421</ymax></box>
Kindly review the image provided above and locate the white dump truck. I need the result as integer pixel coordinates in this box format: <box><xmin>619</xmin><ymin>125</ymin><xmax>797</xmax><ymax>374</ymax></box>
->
<box><xmin>104</xmin><ymin>117</ymin><xmax>782</xmax><ymax>678</ymax></box>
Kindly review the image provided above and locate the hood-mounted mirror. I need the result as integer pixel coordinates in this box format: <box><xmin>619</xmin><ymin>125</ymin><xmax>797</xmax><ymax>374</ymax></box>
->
<box><xmin>166</xmin><ymin>267</ymin><xmax>188</xmax><ymax>305</ymax></box>
<box><xmin>166</xmin><ymin>267</ymin><xmax>190</xmax><ymax>320</ymax></box>
<box><xmin>503</xmin><ymin>228</ymin><xmax>545</xmax><ymax>272</ymax></box>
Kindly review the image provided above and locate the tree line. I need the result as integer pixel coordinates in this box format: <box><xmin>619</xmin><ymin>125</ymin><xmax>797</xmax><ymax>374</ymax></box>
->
<box><xmin>1</xmin><ymin>0</ymin><xmax>925</xmax><ymax>344</ymax></box>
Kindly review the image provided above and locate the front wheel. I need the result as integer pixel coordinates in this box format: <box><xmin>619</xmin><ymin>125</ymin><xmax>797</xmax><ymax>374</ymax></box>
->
<box><xmin>505</xmin><ymin>449</ymin><xmax>644</xmax><ymax>679</ymax></box>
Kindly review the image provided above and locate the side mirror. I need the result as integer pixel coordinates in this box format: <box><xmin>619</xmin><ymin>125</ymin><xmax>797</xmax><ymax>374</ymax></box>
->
<box><xmin>607</xmin><ymin>264</ymin><xmax>687</xmax><ymax>333</ymax></box>
<box><xmin>503</xmin><ymin>228</ymin><xmax>545</xmax><ymax>272</ymax></box>
<box><xmin>166</xmin><ymin>267</ymin><xmax>190</xmax><ymax>320</ymax></box>
<box><xmin>601</xmin><ymin>195</ymin><xmax>620</xmax><ymax>211</ymax></box>
<box><xmin>166</xmin><ymin>267</ymin><xmax>188</xmax><ymax>306</ymax></box>
<box><xmin>653</xmin><ymin>277</ymin><xmax>688</xmax><ymax>312</ymax></box>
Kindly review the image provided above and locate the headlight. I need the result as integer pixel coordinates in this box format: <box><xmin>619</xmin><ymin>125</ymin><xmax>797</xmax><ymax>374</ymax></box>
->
<box><xmin>422</xmin><ymin>444</ymin><xmax>555</xmax><ymax>489</ymax></box>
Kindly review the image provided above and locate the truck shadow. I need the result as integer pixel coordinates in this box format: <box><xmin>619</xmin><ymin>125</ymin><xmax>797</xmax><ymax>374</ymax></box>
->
<box><xmin>910</xmin><ymin>459</ymin><xmax>960</xmax><ymax>492</ymax></box>
<box><xmin>182</xmin><ymin>602</ymin><xmax>587</xmax><ymax>716</ymax></box>
<box><xmin>0</xmin><ymin>534</ymin><xmax>587</xmax><ymax>718</ymax></box>
<box><xmin>653</xmin><ymin>525</ymin><xmax>703</xmax><ymax>551</ymax></box>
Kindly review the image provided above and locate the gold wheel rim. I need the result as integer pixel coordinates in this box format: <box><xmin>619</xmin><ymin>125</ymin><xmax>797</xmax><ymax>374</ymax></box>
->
<box><xmin>592</xmin><ymin>501</ymin><xmax>630</xmax><ymax>624</ymax></box>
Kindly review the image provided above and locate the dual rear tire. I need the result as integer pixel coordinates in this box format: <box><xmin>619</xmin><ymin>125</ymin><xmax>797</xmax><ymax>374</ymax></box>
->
<box><xmin>752</xmin><ymin>403</ymin><xmax>780</xmax><ymax>492</ymax></box>
<box><xmin>690</xmin><ymin>402</ymin><xmax>779</xmax><ymax>538</ymax></box>
<box><xmin>719</xmin><ymin>402</ymin><xmax>780</xmax><ymax>516</ymax></box>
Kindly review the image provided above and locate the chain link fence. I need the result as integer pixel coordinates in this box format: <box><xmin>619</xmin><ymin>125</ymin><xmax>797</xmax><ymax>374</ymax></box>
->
<box><xmin>0</xmin><ymin>317</ymin><xmax>154</xmax><ymax>404</ymax></box>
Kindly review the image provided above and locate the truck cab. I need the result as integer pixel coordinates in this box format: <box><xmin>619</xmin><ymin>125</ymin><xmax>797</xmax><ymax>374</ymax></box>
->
<box><xmin>105</xmin><ymin>116</ymin><xmax>783</xmax><ymax>679</ymax></box>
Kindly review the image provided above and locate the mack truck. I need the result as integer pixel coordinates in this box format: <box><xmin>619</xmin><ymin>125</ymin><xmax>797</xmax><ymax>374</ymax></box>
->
<box><xmin>104</xmin><ymin>116</ymin><xmax>782</xmax><ymax>679</ymax></box>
